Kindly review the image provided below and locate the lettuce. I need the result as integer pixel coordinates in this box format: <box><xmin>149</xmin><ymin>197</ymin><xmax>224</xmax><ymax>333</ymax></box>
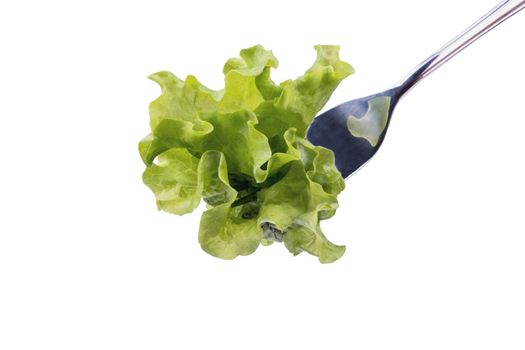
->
<box><xmin>139</xmin><ymin>45</ymin><xmax>353</xmax><ymax>263</ymax></box>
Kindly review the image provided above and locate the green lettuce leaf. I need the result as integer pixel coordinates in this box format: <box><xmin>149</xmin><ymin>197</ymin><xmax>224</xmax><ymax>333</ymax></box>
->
<box><xmin>142</xmin><ymin>148</ymin><xmax>201</xmax><ymax>215</ymax></box>
<box><xmin>140</xmin><ymin>44</ymin><xmax>353</xmax><ymax>263</ymax></box>
<box><xmin>142</xmin><ymin>149</ymin><xmax>236</xmax><ymax>214</ymax></box>
<box><xmin>254</xmin><ymin>45</ymin><xmax>354</xmax><ymax>148</ymax></box>
<box><xmin>257</xmin><ymin>161</ymin><xmax>339</xmax><ymax>233</ymax></box>
<box><xmin>284</xmin><ymin>224</ymin><xmax>346</xmax><ymax>264</ymax></box>
<box><xmin>199</xmin><ymin>110</ymin><xmax>271</xmax><ymax>179</ymax></box>
<box><xmin>199</xmin><ymin>202</ymin><xmax>262</xmax><ymax>260</ymax></box>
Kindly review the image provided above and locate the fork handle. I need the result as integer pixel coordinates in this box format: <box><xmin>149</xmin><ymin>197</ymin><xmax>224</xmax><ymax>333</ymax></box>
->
<box><xmin>400</xmin><ymin>0</ymin><xmax>525</xmax><ymax>90</ymax></box>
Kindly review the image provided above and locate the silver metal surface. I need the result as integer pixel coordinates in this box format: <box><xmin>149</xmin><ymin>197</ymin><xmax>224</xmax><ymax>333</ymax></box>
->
<box><xmin>307</xmin><ymin>0</ymin><xmax>525</xmax><ymax>179</ymax></box>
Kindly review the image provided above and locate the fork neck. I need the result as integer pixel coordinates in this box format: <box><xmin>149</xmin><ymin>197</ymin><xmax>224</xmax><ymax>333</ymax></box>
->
<box><xmin>396</xmin><ymin>0</ymin><xmax>525</xmax><ymax>95</ymax></box>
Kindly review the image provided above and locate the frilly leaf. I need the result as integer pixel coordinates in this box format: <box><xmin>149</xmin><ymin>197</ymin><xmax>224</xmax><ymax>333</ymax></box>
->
<box><xmin>140</xmin><ymin>45</ymin><xmax>352</xmax><ymax>263</ymax></box>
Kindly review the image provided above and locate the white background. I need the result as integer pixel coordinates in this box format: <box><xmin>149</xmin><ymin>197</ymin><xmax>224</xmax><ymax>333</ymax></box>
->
<box><xmin>1</xmin><ymin>0</ymin><xmax>524</xmax><ymax>349</ymax></box>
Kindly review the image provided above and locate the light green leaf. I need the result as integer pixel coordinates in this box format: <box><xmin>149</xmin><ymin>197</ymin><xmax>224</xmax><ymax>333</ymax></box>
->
<box><xmin>279</xmin><ymin>45</ymin><xmax>354</xmax><ymax>132</ymax></box>
<box><xmin>140</xmin><ymin>45</ymin><xmax>352</xmax><ymax>263</ymax></box>
<box><xmin>142</xmin><ymin>149</ymin><xmax>237</xmax><ymax>215</ymax></box>
<box><xmin>280</xmin><ymin>128</ymin><xmax>345</xmax><ymax>197</ymax></box>
<box><xmin>258</xmin><ymin>161</ymin><xmax>339</xmax><ymax>231</ymax></box>
<box><xmin>254</xmin><ymin>45</ymin><xmax>354</xmax><ymax>151</ymax></box>
<box><xmin>284</xmin><ymin>224</ymin><xmax>346</xmax><ymax>264</ymax></box>
<box><xmin>306</xmin><ymin>146</ymin><xmax>345</xmax><ymax>197</ymax></box>
<box><xmin>222</xmin><ymin>45</ymin><xmax>278</xmax><ymax>76</ymax></box>
<box><xmin>148</xmin><ymin>72</ymin><xmax>223</xmax><ymax>129</ymax></box>
<box><xmin>198</xmin><ymin>151</ymin><xmax>237</xmax><ymax>206</ymax></box>
<box><xmin>199</xmin><ymin>202</ymin><xmax>262</xmax><ymax>260</ymax></box>
<box><xmin>220</xmin><ymin>45</ymin><xmax>278</xmax><ymax>113</ymax></box>
<box><xmin>200</xmin><ymin>110</ymin><xmax>271</xmax><ymax>179</ymax></box>
<box><xmin>255</xmin><ymin>67</ymin><xmax>282</xmax><ymax>100</ymax></box>
<box><xmin>257</xmin><ymin>161</ymin><xmax>344</xmax><ymax>262</ymax></box>
<box><xmin>142</xmin><ymin>148</ymin><xmax>201</xmax><ymax>215</ymax></box>
<box><xmin>138</xmin><ymin>118</ymin><xmax>213</xmax><ymax>166</ymax></box>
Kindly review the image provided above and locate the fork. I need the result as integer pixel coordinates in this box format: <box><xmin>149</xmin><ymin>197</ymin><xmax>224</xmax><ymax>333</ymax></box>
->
<box><xmin>307</xmin><ymin>0</ymin><xmax>525</xmax><ymax>178</ymax></box>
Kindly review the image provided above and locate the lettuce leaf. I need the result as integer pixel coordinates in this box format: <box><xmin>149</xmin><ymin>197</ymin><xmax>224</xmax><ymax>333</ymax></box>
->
<box><xmin>140</xmin><ymin>45</ymin><xmax>353</xmax><ymax>263</ymax></box>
